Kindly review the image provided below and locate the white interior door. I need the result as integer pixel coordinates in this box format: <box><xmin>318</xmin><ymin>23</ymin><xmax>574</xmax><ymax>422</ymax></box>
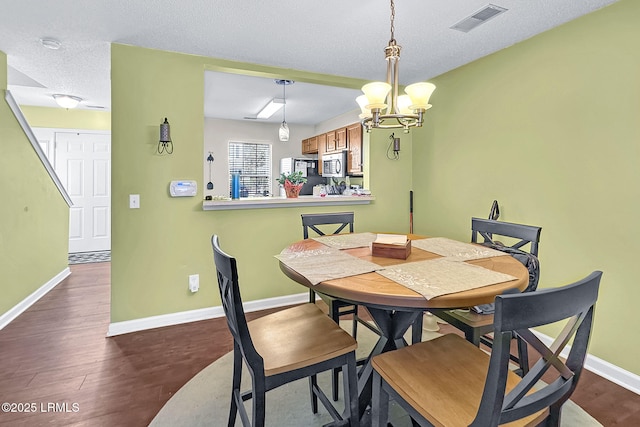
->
<box><xmin>54</xmin><ymin>132</ymin><xmax>111</xmax><ymax>253</ymax></box>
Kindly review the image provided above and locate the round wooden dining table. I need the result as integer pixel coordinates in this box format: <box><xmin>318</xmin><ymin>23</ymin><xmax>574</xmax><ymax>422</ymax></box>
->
<box><xmin>278</xmin><ymin>233</ymin><xmax>529</xmax><ymax>419</ymax></box>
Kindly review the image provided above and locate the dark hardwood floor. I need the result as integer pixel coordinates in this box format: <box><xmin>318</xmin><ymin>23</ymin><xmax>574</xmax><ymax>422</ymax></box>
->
<box><xmin>0</xmin><ymin>262</ymin><xmax>638</xmax><ymax>426</ymax></box>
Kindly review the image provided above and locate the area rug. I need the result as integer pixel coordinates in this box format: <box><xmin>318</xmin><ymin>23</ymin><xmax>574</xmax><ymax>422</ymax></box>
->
<box><xmin>68</xmin><ymin>250</ymin><xmax>111</xmax><ymax>264</ymax></box>
<box><xmin>149</xmin><ymin>320</ymin><xmax>601</xmax><ymax>427</ymax></box>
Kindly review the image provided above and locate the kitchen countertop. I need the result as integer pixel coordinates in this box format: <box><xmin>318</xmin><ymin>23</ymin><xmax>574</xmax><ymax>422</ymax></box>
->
<box><xmin>202</xmin><ymin>195</ymin><xmax>375</xmax><ymax>211</ymax></box>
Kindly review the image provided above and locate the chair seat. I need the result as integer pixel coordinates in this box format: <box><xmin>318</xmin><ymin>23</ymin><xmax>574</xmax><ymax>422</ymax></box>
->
<box><xmin>249</xmin><ymin>303</ymin><xmax>358</xmax><ymax>376</ymax></box>
<box><xmin>371</xmin><ymin>334</ymin><xmax>548</xmax><ymax>427</ymax></box>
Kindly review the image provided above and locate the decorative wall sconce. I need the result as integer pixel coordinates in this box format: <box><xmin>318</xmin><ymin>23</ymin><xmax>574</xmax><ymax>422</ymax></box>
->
<box><xmin>387</xmin><ymin>133</ymin><xmax>401</xmax><ymax>160</ymax></box>
<box><xmin>158</xmin><ymin>118</ymin><xmax>173</xmax><ymax>154</ymax></box>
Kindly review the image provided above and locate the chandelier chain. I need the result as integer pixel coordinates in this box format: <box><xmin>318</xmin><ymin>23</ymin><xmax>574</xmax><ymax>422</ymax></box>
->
<box><xmin>389</xmin><ymin>0</ymin><xmax>396</xmax><ymax>43</ymax></box>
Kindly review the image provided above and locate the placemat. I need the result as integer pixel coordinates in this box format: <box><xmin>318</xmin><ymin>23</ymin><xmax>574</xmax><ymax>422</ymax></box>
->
<box><xmin>412</xmin><ymin>237</ymin><xmax>507</xmax><ymax>261</ymax></box>
<box><xmin>377</xmin><ymin>258</ymin><xmax>517</xmax><ymax>299</ymax></box>
<box><xmin>311</xmin><ymin>232</ymin><xmax>378</xmax><ymax>250</ymax></box>
<box><xmin>275</xmin><ymin>246</ymin><xmax>383</xmax><ymax>285</ymax></box>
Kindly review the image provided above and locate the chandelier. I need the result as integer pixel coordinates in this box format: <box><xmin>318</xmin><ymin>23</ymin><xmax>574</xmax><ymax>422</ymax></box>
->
<box><xmin>357</xmin><ymin>0</ymin><xmax>436</xmax><ymax>133</ymax></box>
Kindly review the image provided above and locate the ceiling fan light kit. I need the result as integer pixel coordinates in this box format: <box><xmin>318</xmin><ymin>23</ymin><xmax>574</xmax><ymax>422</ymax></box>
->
<box><xmin>358</xmin><ymin>0</ymin><xmax>436</xmax><ymax>134</ymax></box>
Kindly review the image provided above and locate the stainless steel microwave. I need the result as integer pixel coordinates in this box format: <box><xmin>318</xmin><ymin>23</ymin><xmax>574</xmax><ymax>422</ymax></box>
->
<box><xmin>322</xmin><ymin>152</ymin><xmax>347</xmax><ymax>178</ymax></box>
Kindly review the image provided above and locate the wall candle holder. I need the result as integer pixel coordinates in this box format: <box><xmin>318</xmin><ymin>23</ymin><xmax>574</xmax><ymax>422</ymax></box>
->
<box><xmin>158</xmin><ymin>118</ymin><xmax>173</xmax><ymax>154</ymax></box>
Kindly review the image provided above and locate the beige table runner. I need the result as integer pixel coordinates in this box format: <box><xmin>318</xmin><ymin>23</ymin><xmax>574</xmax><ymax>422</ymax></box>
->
<box><xmin>412</xmin><ymin>237</ymin><xmax>507</xmax><ymax>261</ymax></box>
<box><xmin>276</xmin><ymin>246</ymin><xmax>383</xmax><ymax>285</ymax></box>
<box><xmin>377</xmin><ymin>258</ymin><xmax>517</xmax><ymax>300</ymax></box>
<box><xmin>312</xmin><ymin>232</ymin><xmax>378</xmax><ymax>249</ymax></box>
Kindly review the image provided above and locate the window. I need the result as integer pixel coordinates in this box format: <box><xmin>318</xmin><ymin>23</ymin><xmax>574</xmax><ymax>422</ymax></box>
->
<box><xmin>228</xmin><ymin>141</ymin><xmax>272</xmax><ymax>197</ymax></box>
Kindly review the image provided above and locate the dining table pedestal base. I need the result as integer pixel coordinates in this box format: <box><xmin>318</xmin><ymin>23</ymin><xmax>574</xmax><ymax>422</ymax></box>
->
<box><xmin>357</xmin><ymin>307</ymin><xmax>423</xmax><ymax>419</ymax></box>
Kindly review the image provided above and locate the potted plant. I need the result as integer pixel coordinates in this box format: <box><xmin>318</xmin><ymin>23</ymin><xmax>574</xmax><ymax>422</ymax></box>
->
<box><xmin>277</xmin><ymin>171</ymin><xmax>307</xmax><ymax>198</ymax></box>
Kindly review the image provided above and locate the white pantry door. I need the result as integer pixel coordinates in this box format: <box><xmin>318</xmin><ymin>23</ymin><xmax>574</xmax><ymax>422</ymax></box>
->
<box><xmin>55</xmin><ymin>132</ymin><xmax>111</xmax><ymax>253</ymax></box>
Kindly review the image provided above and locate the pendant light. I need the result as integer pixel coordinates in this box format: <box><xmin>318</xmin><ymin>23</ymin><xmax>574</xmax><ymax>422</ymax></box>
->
<box><xmin>277</xmin><ymin>79</ymin><xmax>294</xmax><ymax>142</ymax></box>
<box><xmin>357</xmin><ymin>0</ymin><xmax>436</xmax><ymax>133</ymax></box>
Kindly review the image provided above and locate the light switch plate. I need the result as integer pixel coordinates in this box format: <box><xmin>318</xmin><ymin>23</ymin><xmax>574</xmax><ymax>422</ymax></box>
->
<box><xmin>189</xmin><ymin>274</ymin><xmax>199</xmax><ymax>292</ymax></box>
<box><xmin>129</xmin><ymin>194</ymin><xmax>140</xmax><ymax>209</ymax></box>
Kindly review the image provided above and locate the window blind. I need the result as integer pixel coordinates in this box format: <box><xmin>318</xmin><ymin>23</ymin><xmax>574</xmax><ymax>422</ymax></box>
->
<box><xmin>228</xmin><ymin>142</ymin><xmax>272</xmax><ymax>197</ymax></box>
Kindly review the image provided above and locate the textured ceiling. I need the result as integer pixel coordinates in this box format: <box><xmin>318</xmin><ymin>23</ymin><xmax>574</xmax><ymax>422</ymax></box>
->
<box><xmin>0</xmin><ymin>0</ymin><xmax>619</xmax><ymax>125</ymax></box>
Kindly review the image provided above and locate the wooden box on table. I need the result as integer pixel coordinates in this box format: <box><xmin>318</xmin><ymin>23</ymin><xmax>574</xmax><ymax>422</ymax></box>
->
<box><xmin>372</xmin><ymin>240</ymin><xmax>412</xmax><ymax>260</ymax></box>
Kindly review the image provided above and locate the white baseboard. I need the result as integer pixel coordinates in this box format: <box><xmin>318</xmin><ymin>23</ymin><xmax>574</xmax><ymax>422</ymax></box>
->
<box><xmin>0</xmin><ymin>267</ymin><xmax>71</xmax><ymax>331</ymax></box>
<box><xmin>106</xmin><ymin>292</ymin><xmax>309</xmax><ymax>337</ymax></box>
<box><xmin>534</xmin><ymin>331</ymin><xmax>640</xmax><ymax>396</ymax></box>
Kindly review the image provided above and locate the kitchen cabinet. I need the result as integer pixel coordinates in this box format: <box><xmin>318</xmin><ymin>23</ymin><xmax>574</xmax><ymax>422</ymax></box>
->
<box><xmin>300</xmin><ymin>121</ymin><xmax>363</xmax><ymax>176</ymax></box>
<box><xmin>347</xmin><ymin>123</ymin><xmax>363</xmax><ymax>175</ymax></box>
<box><xmin>302</xmin><ymin>136</ymin><xmax>318</xmax><ymax>154</ymax></box>
<box><xmin>325</xmin><ymin>130</ymin><xmax>336</xmax><ymax>152</ymax></box>
<box><xmin>317</xmin><ymin>132</ymin><xmax>327</xmax><ymax>153</ymax></box>
<box><xmin>336</xmin><ymin>127</ymin><xmax>348</xmax><ymax>151</ymax></box>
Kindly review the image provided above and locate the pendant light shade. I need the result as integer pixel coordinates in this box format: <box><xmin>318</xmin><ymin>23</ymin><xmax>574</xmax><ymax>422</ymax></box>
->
<box><xmin>361</xmin><ymin>82</ymin><xmax>391</xmax><ymax>110</ymax></box>
<box><xmin>279</xmin><ymin>121</ymin><xmax>289</xmax><ymax>142</ymax></box>
<box><xmin>404</xmin><ymin>82</ymin><xmax>436</xmax><ymax>110</ymax></box>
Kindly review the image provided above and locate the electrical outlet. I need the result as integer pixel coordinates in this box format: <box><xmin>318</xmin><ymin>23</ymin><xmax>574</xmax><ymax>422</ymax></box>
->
<box><xmin>189</xmin><ymin>274</ymin><xmax>199</xmax><ymax>292</ymax></box>
<box><xmin>129</xmin><ymin>194</ymin><xmax>140</xmax><ymax>209</ymax></box>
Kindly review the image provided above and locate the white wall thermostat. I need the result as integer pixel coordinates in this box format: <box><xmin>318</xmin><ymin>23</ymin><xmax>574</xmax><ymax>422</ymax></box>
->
<box><xmin>169</xmin><ymin>180</ymin><xmax>197</xmax><ymax>197</ymax></box>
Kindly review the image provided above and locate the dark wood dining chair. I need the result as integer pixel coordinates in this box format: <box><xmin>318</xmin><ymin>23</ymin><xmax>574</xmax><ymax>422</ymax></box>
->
<box><xmin>301</xmin><ymin>212</ymin><xmax>379</xmax><ymax>401</ymax></box>
<box><xmin>211</xmin><ymin>235</ymin><xmax>359</xmax><ymax>427</ymax></box>
<box><xmin>432</xmin><ymin>217</ymin><xmax>542</xmax><ymax>375</ymax></box>
<box><xmin>372</xmin><ymin>271</ymin><xmax>602</xmax><ymax>427</ymax></box>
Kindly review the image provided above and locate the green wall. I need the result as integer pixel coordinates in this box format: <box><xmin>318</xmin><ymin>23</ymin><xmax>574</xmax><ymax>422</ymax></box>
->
<box><xmin>0</xmin><ymin>52</ymin><xmax>70</xmax><ymax>317</ymax></box>
<box><xmin>110</xmin><ymin>45</ymin><xmax>412</xmax><ymax>322</ymax></box>
<box><xmin>412</xmin><ymin>0</ymin><xmax>639</xmax><ymax>374</ymax></box>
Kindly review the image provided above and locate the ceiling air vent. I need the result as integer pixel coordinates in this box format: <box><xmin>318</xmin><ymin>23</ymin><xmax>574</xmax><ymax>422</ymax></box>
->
<box><xmin>450</xmin><ymin>4</ymin><xmax>508</xmax><ymax>33</ymax></box>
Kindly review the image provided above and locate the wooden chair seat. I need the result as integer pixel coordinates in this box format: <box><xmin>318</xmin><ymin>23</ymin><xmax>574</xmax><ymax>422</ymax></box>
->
<box><xmin>248</xmin><ymin>303</ymin><xmax>357</xmax><ymax>376</ymax></box>
<box><xmin>372</xmin><ymin>334</ymin><xmax>548</xmax><ymax>427</ymax></box>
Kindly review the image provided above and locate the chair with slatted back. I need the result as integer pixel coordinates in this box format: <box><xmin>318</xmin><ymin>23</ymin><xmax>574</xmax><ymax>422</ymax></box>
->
<box><xmin>432</xmin><ymin>217</ymin><xmax>542</xmax><ymax>376</ymax></box>
<box><xmin>301</xmin><ymin>212</ymin><xmax>379</xmax><ymax>401</ymax></box>
<box><xmin>372</xmin><ymin>271</ymin><xmax>602</xmax><ymax>427</ymax></box>
<box><xmin>211</xmin><ymin>235</ymin><xmax>359</xmax><ymax>427</ymax></box>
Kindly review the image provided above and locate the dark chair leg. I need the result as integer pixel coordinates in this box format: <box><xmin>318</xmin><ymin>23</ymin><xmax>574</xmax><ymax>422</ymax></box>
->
<box><xmin>251</xmin><ymin>377</ymin><xmax>267</xmax><ymax>427</ymax></box>
<box><xmin>351</xmin><ymin>306</ymin><xmax>359</xmax><ymax>337</ymax></box>
<box><xmin>516</xmin><ymin>336</ymin><xmax>530</xmax><ymax>376</ymax></box>
<box><xmin>344</xmin><ymin>354</ymin><xmax>359</xmax><ymax>427</ymax></box>
<box><xmin>372</xmin><ymin>370</ymin><xmax>389</xmax><ymax>427</ymax></box>
<box><xmin>328</xmin><ymin>301</ymin><xmax>341</xmax><ymax>401</ymax></box>
<box><xmin>545</xmin><ymin>402</ymin><xmax>562</xmax><ymax>426</ymax></box>
<box><xmin>412</xmin><ymin>313</ymin><xmax>423</xmax><ymax>344</ymax></box>
<box><xmin>309</xmin><ymin>374</ymin><xmax>319</xmax><ymax>414</ymax></box>
<box><xmin>229</xmin><ymin>346</ymin><xmax>242</xmax><ymax>427</ymax></box>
